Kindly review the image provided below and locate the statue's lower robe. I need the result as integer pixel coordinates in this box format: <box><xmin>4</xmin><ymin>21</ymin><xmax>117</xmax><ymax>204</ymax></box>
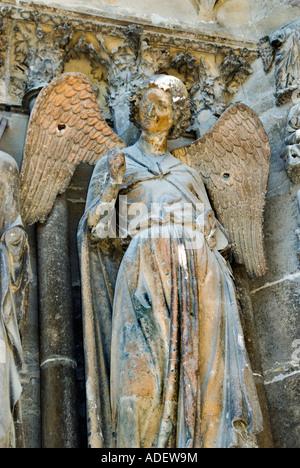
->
<box><xmin>110</xmin><ymin>224</ymin><xmax>262</xmax><ymax>448</ymax></box>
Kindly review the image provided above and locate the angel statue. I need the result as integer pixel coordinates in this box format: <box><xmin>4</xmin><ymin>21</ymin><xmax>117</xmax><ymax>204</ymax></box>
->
<box><xmin>78</xmin><ymin>75</ymin><xmax>270</xmax><ymax>449</ymax></box>
<box><xmin>19</xmin><ymin>72</ymin><xmax>270</xmax><ymax>449</ymax></box>
<box><xmin>0</xmin><ymin>151</ymin><xmax>31</xmax><ymax>448</ymax></box>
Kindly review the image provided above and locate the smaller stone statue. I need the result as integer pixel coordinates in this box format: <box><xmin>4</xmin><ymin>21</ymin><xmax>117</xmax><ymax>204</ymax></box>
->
<box><xmin>0</xmin><ymin>151</ymin><xmax>31</xmax><ymax>448</ymax></box>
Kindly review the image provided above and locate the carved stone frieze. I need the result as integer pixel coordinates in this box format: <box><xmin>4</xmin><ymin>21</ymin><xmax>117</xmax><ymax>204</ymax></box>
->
<box><xmin>0</xmin><ymin>1</ymin><xmax>258</xmax><ymax>113</ymax></box>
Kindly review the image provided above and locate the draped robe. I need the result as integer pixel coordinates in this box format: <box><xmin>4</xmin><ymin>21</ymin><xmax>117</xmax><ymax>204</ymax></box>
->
<box><xmin>0</xmin><ymin>152</ymin><xmax>31</xmax><ymax>448</ymax></box>
<box><xmin>78</xmin><ymin>143</ymin><xmax>263</xmax><ymax>448</ymax></box>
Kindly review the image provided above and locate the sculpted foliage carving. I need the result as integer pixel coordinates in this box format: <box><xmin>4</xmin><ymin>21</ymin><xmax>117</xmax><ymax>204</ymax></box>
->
<box><xmin>0</xmin><ymin>3</ymin><xmax>257</xmax><ymax>111</ymax></box>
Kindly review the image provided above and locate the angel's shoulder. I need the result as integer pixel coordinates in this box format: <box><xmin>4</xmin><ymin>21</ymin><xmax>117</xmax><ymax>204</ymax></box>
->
<box><xmin>170</xmin><ymin>151</ymin><xmax>201</xmax><ymax>177</ymax></box>
<box><xmin>94</xmin><ymin>155</ymin><xmax>108</xmax><ymax>171</ymax></box>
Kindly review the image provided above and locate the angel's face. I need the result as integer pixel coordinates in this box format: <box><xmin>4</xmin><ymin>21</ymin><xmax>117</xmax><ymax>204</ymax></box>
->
<box><xmin>139</xmin><ymin>88</ymin><xmax>174</xmax><ymax>135</ymax></box>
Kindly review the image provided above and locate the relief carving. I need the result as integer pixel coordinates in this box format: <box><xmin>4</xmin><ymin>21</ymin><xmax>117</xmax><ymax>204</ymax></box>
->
<box><xmin>0</xmin><ymin>7</ymin><xmax>11</xmax><ymax>79</ymax></box>
<box><xmin>219</xmin><ymin>51</ymin><xmax>253</xmax><ymax>94</ymax></box>
<box><xmin>0</xmin><ymin>2</ymin><xmax>258</xmax><ymax>111</ymax></box>
<box><xmin>186</xmin><ymin>50</ymin><xmax>253</xmax><ymax>137</ymax></box>
<box><xmin>190</xmin><ymin>0</ymin><xmax>228</xmax><ymax>21</ymax></box>
<box><xmin>281</xmin><ymin>103</ymin><xmax>300</xmax><ymax>183</ymax></box>
<box><xmin>260</xmin><ymin>21</ymin><xmax>300</xmax><ymax>105</ymax></box>
<box><xmin>10</xmin><ymin>20</ymin><xmax>64</xmax><ymax>102</ymax></box>
<box><xmin>258</xmin><ymin>36</ymin><xmax>275</xmax><ymax>73</ymax></box>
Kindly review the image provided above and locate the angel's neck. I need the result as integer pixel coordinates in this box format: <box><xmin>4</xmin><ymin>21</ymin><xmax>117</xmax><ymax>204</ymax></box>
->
<box><xmin>138</xmin><ymin>131</ymin><xmax>168</xmax><ymax>157</ymax></box>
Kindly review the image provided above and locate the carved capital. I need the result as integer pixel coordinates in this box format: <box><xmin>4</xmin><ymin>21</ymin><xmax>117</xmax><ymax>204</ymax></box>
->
<box><xmin>10</xmin><ymin>21</ymin><xmax>65</xmax><ymax>104</ymax></box>
<box><xmin>104</xmin><ymin>25</ymin><xmax>172</xmax><ymax>111</ymax></box>
<box><xmin>219</xmin><ymin>51</ymin><xmax>253</xmax><ymax>93</ymax></box>
<box><xmin>0</xmin><ymin>1</ymin><xmax>258</xmax><ymax>117</ymax></box>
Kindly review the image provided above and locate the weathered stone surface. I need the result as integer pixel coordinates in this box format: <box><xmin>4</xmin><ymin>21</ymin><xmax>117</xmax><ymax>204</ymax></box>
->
<box><xmin>251</xmin><ymin>279</ymin><xmax>300</xmax><ymax>448</ymax></box>
<box><xmin>19</xmin><ymin>225</ymin><xmax>41</xmax><ymax>449</ymax></box>
<box><xmin>0</xmin><ymin>150</ymin><xmax>31</xmax><ymax>448</ymax></box>
<box><xmin>0</xmin><ymin>0</ymin><xmax>299</xmax><ymax>450</ymax></box>
<box><xmin>37</xmin><ymin>194</ymin><xmax>79</xmax><ymax>448</ymax></box>
<box><xmin>265</xmin><ymin>374</ymin><xmax>300</xmax><ymax>448</ymax></box>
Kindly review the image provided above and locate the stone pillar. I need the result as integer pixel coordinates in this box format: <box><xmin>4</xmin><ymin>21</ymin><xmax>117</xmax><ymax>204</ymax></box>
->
<box><xmin>37</xmin><ymin>194</ymin><xmax>79</xmax><ymax>448</ymax></box>
<box><xmin>233</xmin><ymin>265</ymin><xmax>274</xmax><ymax>448</ymax></box>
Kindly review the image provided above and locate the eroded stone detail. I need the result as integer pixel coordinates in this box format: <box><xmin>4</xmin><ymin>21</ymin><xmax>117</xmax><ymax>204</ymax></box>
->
<box><xmin>260</xmin><ymin>21</ymin><xmax>300</xmax><ymax>105</ymax></box>
<box><xmin>0</xmin><ymin>2</ymin><xmax>258</xmax><ymax>113</ymax></box>
<box><xmin>189</xmin><ymin>0</ymin><xmax>228</xmax><ymax>21</ymax></box>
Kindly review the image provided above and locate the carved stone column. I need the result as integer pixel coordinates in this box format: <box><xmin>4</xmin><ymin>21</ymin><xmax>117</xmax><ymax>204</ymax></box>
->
<box><xmin>37</xmin><ymin>194</ymin><xmax>79</xmax><ymax>448</ymax></box>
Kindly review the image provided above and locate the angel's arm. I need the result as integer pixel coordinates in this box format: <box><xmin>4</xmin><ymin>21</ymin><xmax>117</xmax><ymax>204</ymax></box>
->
<box><xmin>87</xmin><ymin>150</ymin><xmax>126</xmax><ymax>239</ymax></box>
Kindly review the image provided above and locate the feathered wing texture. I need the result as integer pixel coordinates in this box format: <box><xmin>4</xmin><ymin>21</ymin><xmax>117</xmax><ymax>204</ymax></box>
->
<box><xmin>173</xmin><ymin>104</ymin><xmax>271</xmax><ymax>279</ymax></box>
<box><xmin>20</xmin><ymin>72</ymin><xmax>126</xmax><ymax>226</ymax></box>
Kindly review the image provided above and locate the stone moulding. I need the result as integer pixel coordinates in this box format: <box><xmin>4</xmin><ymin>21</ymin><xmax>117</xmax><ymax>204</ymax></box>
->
<box><xmin>0</xmin><ymin>1</ymin><xmax>258</xmax><ymax>114</ymax></box>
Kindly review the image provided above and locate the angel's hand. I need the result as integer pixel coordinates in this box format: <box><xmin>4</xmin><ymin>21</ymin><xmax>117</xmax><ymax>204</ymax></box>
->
<box><xmin>107</xmin><ymin>149</ymin><xmax>126</xmax><ymax>185</ymax></box>
<box><xmin>2</xmin><ymin>227</ymin><xmax>24</xmax><ymax>247</ymax></box>
<box><xmin>197</xmin><ymin>210</ymin><xmax>217</xmax><ymax>250</ymax></box>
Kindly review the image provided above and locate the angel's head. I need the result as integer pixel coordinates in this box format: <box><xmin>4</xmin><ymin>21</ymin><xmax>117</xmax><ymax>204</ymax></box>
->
<box><xmin>130</xmin><ymin>75</ymin><xmax>191</xmax><ymax>139</ymax></box>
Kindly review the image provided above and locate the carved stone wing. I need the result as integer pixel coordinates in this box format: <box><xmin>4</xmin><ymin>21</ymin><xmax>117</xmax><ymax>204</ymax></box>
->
<box><xmin>20</xmin><ymin>72</ymin><xmax>126</xmax><ymax>226</ymax></box>
<box><xmin>173</xmin><ymin>104</ymin><xmax>271</xmax><ymax>279</ymax></box>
